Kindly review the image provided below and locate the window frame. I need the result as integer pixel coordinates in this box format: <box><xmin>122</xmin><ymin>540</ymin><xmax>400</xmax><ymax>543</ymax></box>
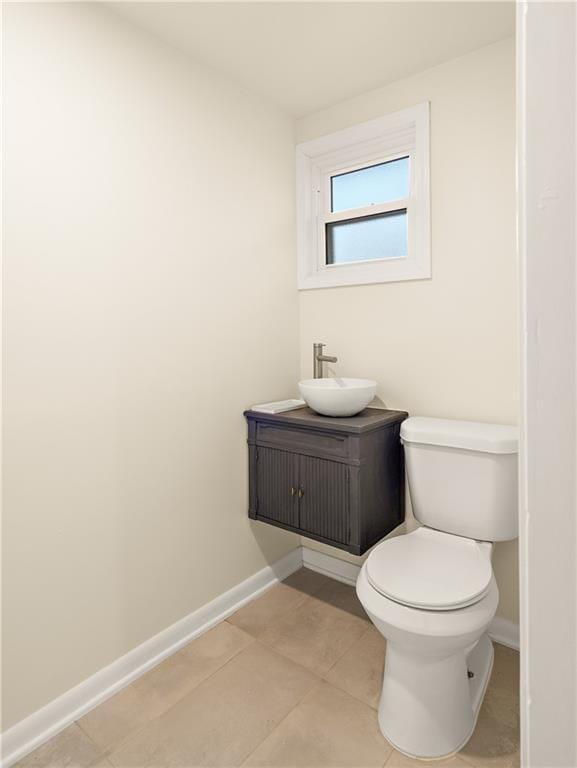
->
<box><xmin>296</xmin><ymin>102</ymin><xmax>430</xmax><ymax>290</ymax></box>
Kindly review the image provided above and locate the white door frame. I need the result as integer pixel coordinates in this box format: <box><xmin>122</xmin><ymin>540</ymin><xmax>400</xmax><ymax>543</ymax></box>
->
<box><xmin>517</xmin><ymin>2</ymin><xmax>577</xmax><ymax>766</ymax></box>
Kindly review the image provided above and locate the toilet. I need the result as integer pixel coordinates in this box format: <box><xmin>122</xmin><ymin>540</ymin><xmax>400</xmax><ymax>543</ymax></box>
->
<box><xmin>356</xmin><ymin>416</ymin><xmax>518</xmax><ymax>760</ymax></box>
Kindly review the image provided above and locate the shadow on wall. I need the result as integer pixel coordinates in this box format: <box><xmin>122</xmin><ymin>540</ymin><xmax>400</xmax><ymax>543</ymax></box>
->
<box><xmin>249</xmin><ymin>517</ymin><xmax>301</xmax><ymax>563</ymax></box>
<box><xmin>250</xmin><ymin>524</ymin><xmax>368</xmax><ymax>622</ymax></box>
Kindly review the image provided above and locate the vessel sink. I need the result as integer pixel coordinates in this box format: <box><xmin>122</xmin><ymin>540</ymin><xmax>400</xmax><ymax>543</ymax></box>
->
<box><xmin>298</xmin><ymin>378</ymin><xmax>378</xmax><ymax>417</ymax></box>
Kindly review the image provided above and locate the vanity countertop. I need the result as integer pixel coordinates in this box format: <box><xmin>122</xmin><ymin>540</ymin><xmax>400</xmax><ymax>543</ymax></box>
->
<box><xmin>244</xmin><ymin>406</ymin><xmax>408</xmax><ymax>435</ymax></box>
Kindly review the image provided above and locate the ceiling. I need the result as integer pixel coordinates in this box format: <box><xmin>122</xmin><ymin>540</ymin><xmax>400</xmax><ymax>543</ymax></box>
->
<box><xmin>112</xmin><ymin>2</ymin><xmax>515</xmax><ymax>118</ymax></box>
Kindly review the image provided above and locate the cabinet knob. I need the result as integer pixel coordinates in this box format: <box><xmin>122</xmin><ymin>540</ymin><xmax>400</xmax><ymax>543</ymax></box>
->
<box><xmin>298</xmin><ymin>487</ymin><xmax>304</xmax><ymax>498</ymax></box>
<box><xmin>290</xmin><ymin>486</ymin><xmax>296</xmax><ymax>496</ymax></box>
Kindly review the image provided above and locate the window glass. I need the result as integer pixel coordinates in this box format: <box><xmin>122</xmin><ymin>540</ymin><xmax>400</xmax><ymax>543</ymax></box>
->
<box><xmin>325</xmin><ymin>210</ymin><xmax>407</xmax><ymax>265</ymax></box>
<box><xmin>331</xmin><ymin>157</ymin><xmax>409</xmax><ymax>213</ymax></box>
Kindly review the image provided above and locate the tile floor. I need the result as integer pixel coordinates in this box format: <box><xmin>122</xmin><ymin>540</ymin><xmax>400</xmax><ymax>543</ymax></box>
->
<box><xmin>17</xmin><ymin>569</ymin><xmax>520</xmax><ymax>768</ymax></box>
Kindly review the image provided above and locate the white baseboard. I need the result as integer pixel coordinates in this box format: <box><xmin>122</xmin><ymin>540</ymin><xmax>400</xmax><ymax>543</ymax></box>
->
<box><xmin>0</xmin><ymin>547</ymin><xmax>303</xmax><ymax>768</ymax></box>
<box><xmin>302</xmin><ymin>546</ymin><xmax>361</xmax><ymax>586</ymax></box>
<box><xmin>301</xmin><ymin>546</ymin><xmax>520</xmax><ymax>651</ymax></box>
<box><xmin>489</xmin><ymin>615</ymin><xmax>520</xmax><ymax>651</ymax></box>
<box><xmin>1</xmin><ymin>542</ymin><xmax>519</xmax><ymax>767</ymax></box>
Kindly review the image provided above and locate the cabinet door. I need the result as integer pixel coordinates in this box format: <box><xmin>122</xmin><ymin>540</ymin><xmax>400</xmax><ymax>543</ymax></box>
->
<box><xmin>298</xmin><ymin>455</ymin><xmax>349</xmax><ymax>544</ymax></box>
<box><xmin>256</xmin><ymin>447</ymin><xmax>298</xmax><ymax>527</ymax></box>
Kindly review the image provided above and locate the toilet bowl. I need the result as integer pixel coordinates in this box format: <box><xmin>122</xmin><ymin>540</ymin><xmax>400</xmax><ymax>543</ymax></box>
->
<box><xmin>356</xmin><ymin>417</ymin><xmax>518</xmax><ymax>759</ymax></box>
<box><xmin>357</xmin><ymin>530</ymin><xmax>499</xmax><ymax>758</ymax></box>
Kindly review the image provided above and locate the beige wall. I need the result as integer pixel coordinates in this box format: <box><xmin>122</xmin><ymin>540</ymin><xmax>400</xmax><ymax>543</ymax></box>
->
<box><xmin>297</xmin><ymin>38</ymin><xmax>519</xmax><ymax>624</ymax></box>
<box><xmin>3</xmin><ymin>11</ymin><xmax>518</xmax><ymax>732</ymax></box>
<box><xmin>2</xmin><ymin>3</ymin><xmax>299</xmax><ymax>729</ymax></box>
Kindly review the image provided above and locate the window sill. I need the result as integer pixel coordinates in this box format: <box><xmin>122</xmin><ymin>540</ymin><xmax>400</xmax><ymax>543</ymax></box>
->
<box><xmin>298</xmin><ymin>257</ymin><xmax>431</xmax><ymax>290</ymax></box>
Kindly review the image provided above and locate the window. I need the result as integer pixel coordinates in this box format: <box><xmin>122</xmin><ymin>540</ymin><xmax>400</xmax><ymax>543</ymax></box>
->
<box><xmin>296</xmin><ymin>103</ymin><xmax>430</xmax><ymax>289</ymax></box>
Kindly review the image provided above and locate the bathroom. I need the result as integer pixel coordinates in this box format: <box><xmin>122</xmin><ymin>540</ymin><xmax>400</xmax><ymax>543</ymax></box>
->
<box><xmin>2</xmin><ymin>2</ymin><xmax>576</xmax><ymax>768</ymax></box>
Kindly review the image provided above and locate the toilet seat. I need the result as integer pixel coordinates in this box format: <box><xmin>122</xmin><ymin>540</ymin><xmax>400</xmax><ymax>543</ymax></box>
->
<box><xmin>365</xmin><ymin>527</ymin><xmax>493</xmax><ymax>611</ymax></box>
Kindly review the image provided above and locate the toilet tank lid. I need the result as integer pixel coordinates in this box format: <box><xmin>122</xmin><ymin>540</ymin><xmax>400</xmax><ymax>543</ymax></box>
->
<box><xmin>401</xmin><ymin>417</ymin><xmax>518</xmax><ymax>454</ymax></box>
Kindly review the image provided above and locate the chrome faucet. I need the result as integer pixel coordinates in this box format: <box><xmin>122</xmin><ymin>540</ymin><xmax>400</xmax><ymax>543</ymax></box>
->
<box><xmin>313</xmin><ymin>343</ymin><xmax>338</xmax><ymax>378</ymax></box>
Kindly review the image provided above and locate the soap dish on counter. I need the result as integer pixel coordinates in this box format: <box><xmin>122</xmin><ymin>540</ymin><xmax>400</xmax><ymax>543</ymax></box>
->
<box><xmin>250</xmin><ymin>399</ymin><xmax>306</xmax><ymax>414</ymax></box>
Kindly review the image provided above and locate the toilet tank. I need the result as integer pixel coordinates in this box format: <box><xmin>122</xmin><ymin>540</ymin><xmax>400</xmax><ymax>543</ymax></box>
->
<box><xmin>401</xmin><ymin>417</ymin><xmax>518</xmax><ymax>541</ymax></box>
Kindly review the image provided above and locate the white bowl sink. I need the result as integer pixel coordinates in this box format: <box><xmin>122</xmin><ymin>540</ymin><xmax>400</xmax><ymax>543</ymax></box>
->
<box><xmin>298</xmin><ymin>378</ymin><xmax>378</xmax><ymax>417</ymax></box>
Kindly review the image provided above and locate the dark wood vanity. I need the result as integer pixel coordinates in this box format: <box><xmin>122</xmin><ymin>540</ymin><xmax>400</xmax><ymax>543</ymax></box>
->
<box><xmin>245</xmin><ymin>406</ymin><xmax>408</xmax><ymax>555</ymax></box>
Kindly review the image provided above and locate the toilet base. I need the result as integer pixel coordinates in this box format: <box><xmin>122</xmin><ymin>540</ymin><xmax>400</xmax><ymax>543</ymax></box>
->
<box><xmin>377</xmin><ymin>633</ymin><xmax>494</xmax><ymax>760</ymax></box>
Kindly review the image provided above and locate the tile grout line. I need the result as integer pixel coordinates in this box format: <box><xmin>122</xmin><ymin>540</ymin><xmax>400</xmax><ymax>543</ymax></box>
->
<box><xmin>75</xmin><ymin>719</ymin><xmax>107</xmax><ymax>760</ymax></box>
<box><xmin>255</xmin><ymin>615</ymin><xmax>371</xmax><ymax>683</ymax></box>
<box><xmin>12</xmin><ymin>571</ymin><xmax>519</xmax><ymax>768</ymax></box>
<box><xmin>245</xmin><ymin>576</ymin><xmax>371</xmax><ymax>679</ymax></box>
<box><xmin>76</xmin><ymin>573</ymin><xmax>328</xmax><ymax>765</ymax></box>
<box><xmin>241</xmin><ymin>677</ymin><xmax>396</xmax><ymax>768</ymax></box>
<box><xmin>238</xmin><ymin>678</ymin><xmax>327</xmax><ymax>768</ymax></box>
<box><xmin>224</xmin><ymin>569</ymin><xmax>331</xmax><ymax>644</ymax></box>
<box><xmin>224</xmin><ymin>592</ymin><xmax>310</xmax><ymax>639</ymax></box>
<box><xmin>252</xmin><ymin>636</ymin><xmax>325</xmax><ymax>680</ymax></box>
<box><xmin>74</xmin><ymin>722</ymin><xmax>109</xmax><ymax>766</ymax></box>
<box><xmin>82</xmin><ymin>727</ymin><xmax>110</xmax><ymax>768</ymax></box>
<box><xmin>89</xmin><ymin>628</ymin><xmax>516</xmax><ymax>768</ymax></box>
<box><xmin>229</xmin><ymin>587</ymin><xmax>372</xmax><ymax>765</ymax></box>
<box><xmin>225</xmin><ymin>572</ymin><xmax>339</xmax><ymax>668</ymax></box>
<box><xmin>321</xmin><ymin>621</ymin><xmax>375</xmax><ymax>679</ymax></box>
<box><xmin>77</xmin><ymin>633</ymin><xmax>258</xmax><ymax>764</ymax></box>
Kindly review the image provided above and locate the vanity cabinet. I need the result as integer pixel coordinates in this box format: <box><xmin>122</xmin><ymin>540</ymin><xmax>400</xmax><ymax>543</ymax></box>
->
<box><xmin>245</xmin><ymin>406</ymin><xmax>408</xmax><ymax>555</ymax></box>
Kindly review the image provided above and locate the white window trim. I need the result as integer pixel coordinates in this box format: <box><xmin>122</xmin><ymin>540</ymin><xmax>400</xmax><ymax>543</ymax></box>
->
<box><xmin>296</xmin><ymin>102</ymin><xmax>431</xmax><ymax>290</ymax></box>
